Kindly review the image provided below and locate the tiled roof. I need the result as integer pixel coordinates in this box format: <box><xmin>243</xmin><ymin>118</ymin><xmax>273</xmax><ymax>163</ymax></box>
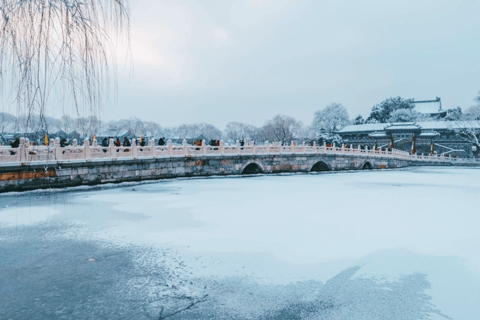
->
<box><xmin>337</xmin><ymin>121</ymin><xmax>480</xmax><ymax>134</ymax></box>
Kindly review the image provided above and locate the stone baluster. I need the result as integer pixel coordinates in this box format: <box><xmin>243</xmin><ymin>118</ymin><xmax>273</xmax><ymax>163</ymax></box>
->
<box><xmin>109</xmin><ymin>138</ymin><xmax>115</xmax><ymax>157</ymax></box>
<box><xmin>350</xmin><ymin>144</ymin><xmax>354</xmax><ymax>153</ymax></box>
<box><xmin>18</xmin><ymin>138</ymin><xmax>26</xmax><ymax>162</ymax></box>
<box><xmin>54</xmin><ymin>137</ymin><xmax>62</xmax><ymax>160</ymax></box>
<box><xmin>279</xmin><ymin>141</ymin><xmax>283</xmax><ymax>154</ymax></box>
<box><xmin>149</xmin><ymin>139</ymin><xmax>155</xmax><ymax>157</ymax></box>
<box><xmin>291</xmin><ymin>141</ymin><xmax>294</xmax><ymax>154</ymax></box>
<box><xmin>236</xmin><ymin>140</ymin><xmax>241</xmax><ymax>155</ymax></box>
<box><xmin>167</xmin><ymin>140</ymin><xmax>172</xmax><ymax>156</ymax></box>
<box><xmin>313</xmin><ymin>141</ymin><xmax>317</xmax><ymax>154</ymax></box>
<box><xmin>202</xmin><ymin>139</ymin><xmax>206</xmax><ymax>154</ymax></box>
<box><xmin>132</xmin><ymin>139</ymin><xmax>137</xmax><ymax>158</ymax></box>
<box><xmin>92</xmin><ymin>138</ymin><xmax>97</xmax><ymax>147</ymax></box>
<box><xmin>219</xmin><ymin>140</ymin><xmax>225</xmax><ymax>154</ymax></box>
<box><xmin>302</xmin><ymin>141</ymin><xmax>306</xmax><ymax>153</ymax></box>
<box><xmin>84</xmin><ymin>138</ymin><xmax>90</xmax><ymax>159</ymax></box>
<box><xmin>323</xmin><ymin>141</ymin><xmax>327</xmax><ymax>153</ymax></box>
<box><xmin>265</xmin><ymin>141</ymin><xmax>269</xmax><ymax>154</ymax></box>
<box><xmin>72</xmin><ymin>139</ymin><xmax>77</xmax><ymax>147</ymax></box>
<box><xmin>183</xmin><ymin>139</ymin><xmax>188</xmax><ymax>156</ymax></box>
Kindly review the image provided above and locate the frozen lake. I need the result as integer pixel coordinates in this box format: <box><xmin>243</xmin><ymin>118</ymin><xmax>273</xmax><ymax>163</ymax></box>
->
<box><xmin>1</xmin><ymin>167</ymin><xmax>479</xmax><ymax>319</ymax></box>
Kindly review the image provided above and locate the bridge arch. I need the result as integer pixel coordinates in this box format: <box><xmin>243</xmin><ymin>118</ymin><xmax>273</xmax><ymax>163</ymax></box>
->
<box><xmin>241</xmin><ymin>161</ymin><xmax>264</xmax><ymax>174</ymax></box>
<box><xmin>310</xmin><ymin>161</ymin><xmax>331</xmax><ymax>172</ymax></box>
<box><xmin>361</xmin><ymin>161</ymin><xmax>373</xmax><ymax>170</ymax></box>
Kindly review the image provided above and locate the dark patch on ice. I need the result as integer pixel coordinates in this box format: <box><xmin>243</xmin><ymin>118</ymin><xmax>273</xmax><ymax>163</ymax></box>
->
<box><xmin>0</xmin><ymin>224</ymin><xmax>451</xmax><ymax>320</ymax></box>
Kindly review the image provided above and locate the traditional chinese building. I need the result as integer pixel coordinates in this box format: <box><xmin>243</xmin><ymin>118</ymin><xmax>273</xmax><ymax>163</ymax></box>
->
<box><xmin>413</xmin><ymin>97</ymin><xmax>449</xmax><ymax>117</ymax></box>
<box><xmin>336</xmin><ymin>121</ymin><xmax>480</xmax><ymax>157</ymax></box>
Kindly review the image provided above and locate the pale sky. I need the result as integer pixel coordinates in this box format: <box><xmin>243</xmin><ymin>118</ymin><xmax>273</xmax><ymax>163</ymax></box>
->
<box><xmin>103</xmin><ymin>0</ymin><xmax>480</xmax><ymax>128</ymax></box>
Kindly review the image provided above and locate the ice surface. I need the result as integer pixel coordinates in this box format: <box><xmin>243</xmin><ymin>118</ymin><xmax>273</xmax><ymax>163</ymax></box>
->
<box><xmin>1</xmin><ymin>167</ymin><xmax>479</xmax><ymax>319</ymax></box>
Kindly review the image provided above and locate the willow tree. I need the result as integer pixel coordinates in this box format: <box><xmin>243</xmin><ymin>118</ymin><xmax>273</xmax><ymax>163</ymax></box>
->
<box><xmin>0</xmin><ymin>0</ymin><xmax>130</xmax><ymax>132</ymax></box>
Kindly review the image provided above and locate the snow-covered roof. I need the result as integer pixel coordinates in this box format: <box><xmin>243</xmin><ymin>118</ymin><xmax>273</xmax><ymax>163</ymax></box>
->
<box><xmin>413</xmin><ymin>98</ymin><xmax>445</xmax><ymax>115</ymax></box>
<box><xmin>337</xmin><ymin>121</ymin><xmax>480</xmax><ymax>134</ymax></box>
<box><xmin>336</xmin><ymin>123</ymin><xmax>386</xmax><ymax>133</ymax></box>
<box><xmin>385</xmin><ymin>123</ymin><xmax>421</xmax><ymax>131</ymax></box>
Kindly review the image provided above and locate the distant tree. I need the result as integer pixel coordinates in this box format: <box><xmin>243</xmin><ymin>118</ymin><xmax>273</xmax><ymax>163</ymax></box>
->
<box><xmin>443</xmin><ymin>107</ymin><xmax>463</xmax><ymax>121</ymax></box>
<box><xmin>465</xmin><ymin>105</ymin><xmax>480</xmax><ymax>121</ymax></box>
<box><xmin>198</xmin><ymin>123</ymin><xmax>223</xmax><ymax>141</ymax></box>
<box><xmin>312</xmin><ymin>103</ymin><xmax>350</xmax><ymax>135</ymax></box>
<box><xmin>224</xmin><ymin>122</ymin><xmax>258</xmax><ymax>143</ymax></box>
<box><xmin>175</xmin><ymin>124</ymin><xmax>200</xmax><ymax>140</ymax></box>
<box><xmin>61</xmin><ymin>115</ymin><xmax>76</xmax><ymax>133</ymax></box>
<box><xmin>258</xmin><ymin>115</ymin><xmax>302</xmax><ymax>145</ymax></box>
<box><xmin>367</xmin><ymin>97</ymin><xmax>414</xmax><ymax>123</ymax></box>
<box><xmin>45</xmin><ymin>117</ymin><xmax>62</xmax><ymax>132</ymax></box>
<box><xmin>298</xmin><ymin>125</ymin><xmax>318</xmax><ymax>141</ymax></box>
<box><xmin>160</xmin><ymin>127</ymin><xmax>176</xmax><ymax>140</ymax></box>
<box><xmin>388</xmin><ymin>109</ymin><xmax>421</xmax><ymax>123</ymax></box>
<box><xmin>0</xmin><ymin>112</ymin><xmax>16</xmax><ymax>134</ymax></box>
<box><xmin>353</xmin><ymin>115</ymin><xmax>365</xmax><ymax>125</ymax></box>
<box><xmin>144</xmin><ymin>121</ymin><xmax>162</xmax><ymax>137</ymax></box>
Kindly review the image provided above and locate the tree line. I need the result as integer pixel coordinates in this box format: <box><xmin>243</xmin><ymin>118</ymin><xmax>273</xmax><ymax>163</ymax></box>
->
<box><xmin>2</xmin><ymin>91</ymin><xmax>479</xmax><ymax>145</ymax></box>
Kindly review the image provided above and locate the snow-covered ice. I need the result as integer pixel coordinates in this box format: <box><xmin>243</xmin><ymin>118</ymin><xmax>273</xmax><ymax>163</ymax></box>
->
<box><xmin>1</xmin><ymin>167</ymin><xmax>479</xmax><ymax>319</ymax></box>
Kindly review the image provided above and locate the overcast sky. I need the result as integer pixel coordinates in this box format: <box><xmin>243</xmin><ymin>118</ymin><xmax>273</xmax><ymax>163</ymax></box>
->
<box><xmin>102</xmin><ymin>0</ymin><xmax>480</xmax><ymax>128</ymax></box>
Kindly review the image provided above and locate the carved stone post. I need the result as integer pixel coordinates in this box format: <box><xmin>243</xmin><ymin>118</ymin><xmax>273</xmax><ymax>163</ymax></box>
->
<box><xmin>132</xmin><ymin>139</ymin><xmax>138</xmax><ymax>158</ymax></box>
<box><xmin>149</xmin><ymin>139</ymin><xmax>155</xmax><ymax>157</ymax></box>
<box><xmin>202</xmin><ymin>139</ymin><xmax>206</xmax><ymax>154</ymax></box>
<box><xmin>84</xmin><ymin>138</ymin><xmax>90</xmax><ymax>159</ymax></box>
<box><xmin>54</xmin><ymin>137</ymin><xmax>62</xmax><ymax>160</ymax></box>
<box><xmin>72</xmin><ymin>139</ymin><xmax>78</xmax><ymax>147</ymax></box>
<box><xmin>265</xmin><ymin>141</ymin><xmax>269</xmax><ymax>154</ymax></box>
<box><xmin>19</xmin><ymin>138</ymin><xmax>26</xmax><ymax>162</ymax></box>
<box><xmin>183</xmin><ymin>139</ymin><xmax>188</xmax><ymax>156</ymax></box>
<box><xmin>167</xmin><ymin>140</ymin><xmax>172</xmax><ymax>156</ymax></box>
<box><xmin>219</xmin><ymin>140</ymin><xmax>225</xmax><ymax>154</ymax></box>
<box><xmin>109</xmin><ymin>138</ymin><xmax>114</xmax><ymax>157</ymax></box>
<box><xmin>92</xmin><ymin>138</ymin><xmax>97</xmax><ymax>147</ymax></box>
<box><xmin>236</xmin><ymin>140</ymin><xmax>240</xmax><ymax>155</ymax></box>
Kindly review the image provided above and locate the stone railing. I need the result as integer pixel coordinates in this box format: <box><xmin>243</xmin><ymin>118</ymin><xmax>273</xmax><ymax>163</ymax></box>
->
<box><xmin>0</xmin><ymin>137</ymin><xmax>476</xmax><ymax>165</ymax></box>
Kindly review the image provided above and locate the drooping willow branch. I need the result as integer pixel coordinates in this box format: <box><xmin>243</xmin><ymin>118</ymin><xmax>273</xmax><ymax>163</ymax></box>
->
<box><xmin>0</xmin><ymin>0</ymin><xmax>130</xmax><ymax>133</ymax></box>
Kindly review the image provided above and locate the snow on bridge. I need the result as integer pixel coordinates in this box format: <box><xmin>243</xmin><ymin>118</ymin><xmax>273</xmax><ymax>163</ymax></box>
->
<box><xmin>0</xmin><ymin>137</ymin><xmax>478</xmax><ymax>193</ymax></box>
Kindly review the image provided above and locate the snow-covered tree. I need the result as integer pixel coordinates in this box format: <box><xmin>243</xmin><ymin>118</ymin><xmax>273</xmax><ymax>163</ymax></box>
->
<box><xmin>443</xmin><ymin>107</ymin><xmax>463</xmax><ymax>121</ymax></box>
<box><xmin>353</xmin><ymin>115</ymin><xmax>365</xmax><ymax>125</ymax></box>
<box><xmin>224</xmin><ymin>122</ymin><xmax>258</xmax><ymax>143</ymax></box>
<box><xmin>0</xmin><ymin>112</ymin><xmax>16</xmax><ymax>134</ymax></box>
<box><xmin>388</xmin><ymin>109</ymin><xmax>421</xmax><ymax>123</ymax></box>
<box><xmin>198</xmin><ymin>123</ymin><xmax>223</xmax><ymax>141</ymax></box>
<box><xmin>0</xmin><ymin>0</ymin><xmax>130</xmax><ymax>125</ymax></box>
<box><xmin>367</xmin><ymin>97</ymin><xmax>415</xmax><ymax>123</ymax></box>
<box><xmin>312</xmin><ymin>103</ymin><xmax>350</xmax><ymax>135</ymax></box>
<box><xmin>465</xmin><ymin>105</ymin><xmax>480</xmax><ymax>121</ymax></box>
<box><xmin>258</xmin><ymin>115</ymin><xmax>302</xmax><ymax>145</ymax></box>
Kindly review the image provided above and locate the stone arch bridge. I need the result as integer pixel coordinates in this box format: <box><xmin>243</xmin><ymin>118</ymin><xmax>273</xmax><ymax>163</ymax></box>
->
<box><xmin>0</xmin><ymin>138</ymin><xmax>478</xmax><ymax>192</ymax></box>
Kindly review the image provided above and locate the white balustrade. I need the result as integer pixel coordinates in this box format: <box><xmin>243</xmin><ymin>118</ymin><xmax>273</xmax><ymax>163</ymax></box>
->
<box><xmin>0</xmin><ymin>137</ymin><xmax>475</xmax><ymax>165</ymax></box>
